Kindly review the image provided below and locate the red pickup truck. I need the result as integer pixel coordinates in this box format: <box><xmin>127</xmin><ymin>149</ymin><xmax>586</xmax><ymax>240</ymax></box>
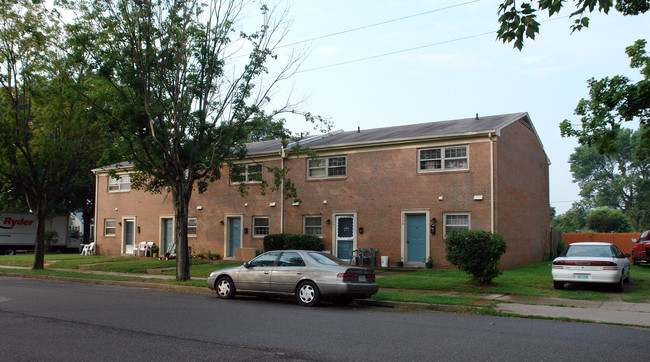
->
<box><xmin>632</xmin><ymin>230</ymin><xmax>650</xmax><ymax>265</ymax></box>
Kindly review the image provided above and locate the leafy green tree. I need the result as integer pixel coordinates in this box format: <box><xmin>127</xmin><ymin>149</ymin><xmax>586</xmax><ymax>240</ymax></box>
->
<box><xmin>568</xmin><ymin>128</ymin><xmax>649</xmax><ymax>230</ymax></box>
<box><xmin>0</xmin><ymin>0</ymin><xmax>105</xmax><ymax>268</ymax></box>
<box><xmin>497</xmin><ymin>0</ymin><xmax>649</xmax><ymax>50</ymax></box>
<box><xmin>560</xmin><ymin>40</ymin><xmax>650</xmax><ymax>161</ymax></box>
<box><xmin>71</xmin><ymin>0</ymin><xmax>327</xmax><ymax>281</ymax></box>
<box><xmin>444</xmin><ymin>230</ymin><xmax>507</xmax><ymax>285</ymax></box>
<box><xmin>587</xmin><ymin>207</ymin><xmax>633</xmax><ymax>232</ymax></box>
<box><xmin>551</xmin><ymin>203</ymin><xmax>589</xmax><ymax>232</ymax></box>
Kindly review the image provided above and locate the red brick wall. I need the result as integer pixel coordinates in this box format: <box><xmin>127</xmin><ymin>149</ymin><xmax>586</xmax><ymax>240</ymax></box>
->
<box><xmin>495</xmin><ymin>120</ymin><xmax>550</xmax><ymax>268</ymax></box>
<box><xmin>563</xmin><ymin>233</ymin><xmax>640</xmax><ymax>255</ymax></box>
<box><xmin>95</xmin><ymin>118</ymin><xmax>550</xmax><ymax>269</ymax></box>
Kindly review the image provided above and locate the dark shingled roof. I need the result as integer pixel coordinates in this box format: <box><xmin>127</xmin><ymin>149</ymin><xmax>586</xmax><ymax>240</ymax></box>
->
<box><xmin>247</xmin><ymin>112</ymin><xmax>531</xmax><ymax>154</ymax></box>
<box><xmin>94</xmin><ymin>113</ymin><xmax>537</xmax><ymax>165</ymax></box>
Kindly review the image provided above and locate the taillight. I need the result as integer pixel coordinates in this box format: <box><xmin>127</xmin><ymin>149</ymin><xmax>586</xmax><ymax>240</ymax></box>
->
<box><xmin>337</xmin><ymin>273</ymin><xmax>358</xmax><ymax>278</ymax></box>
<box><xmin>553</xmin><ymin>260</ymin><xmax>618</xmax><ymax>269</ymax></box>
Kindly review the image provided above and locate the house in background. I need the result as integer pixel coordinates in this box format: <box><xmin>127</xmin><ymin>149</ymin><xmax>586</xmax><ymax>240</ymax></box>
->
<box><xmin>92</xmin><ymin>112</ymin><xmax>550</xmax><ymax>269</ymax></box>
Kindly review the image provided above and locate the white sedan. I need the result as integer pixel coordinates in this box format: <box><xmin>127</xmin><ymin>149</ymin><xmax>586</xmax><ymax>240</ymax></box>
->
<box><xmin>552</xmin><ymin>242</ymin><xmax>630</xmax><ymax>292</ymax></box>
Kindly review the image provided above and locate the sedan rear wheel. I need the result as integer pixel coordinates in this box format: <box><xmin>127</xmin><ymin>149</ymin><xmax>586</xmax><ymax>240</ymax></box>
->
<box><xmin>296</xmin><ymin>281</ymin><xmax>320</xmax><ymax>307</ymax></box>
<box><xmin>553</xmin><ymin>281</ymin><xmax>564</xmax><ymax>290</ymax></box>
<box><xmin>632</xmin><ymin>253</ymin><xmax>638</xmax><ymax>265</ymax></box>
<box><xmin>614</xmin><ymin>275</ymin><xmax>624</xmax><ymax>293</ymax></box>
<box><xmin>216</xmin><ymin>277</ymin><xmax>236</xmax><ymax>299</ymax></box>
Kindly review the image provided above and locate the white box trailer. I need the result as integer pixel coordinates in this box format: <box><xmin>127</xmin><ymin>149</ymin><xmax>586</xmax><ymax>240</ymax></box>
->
<box><xmin>0</xmin><ymin>212</ymin><xmax>81</xmax><ymax>255</ymax></box>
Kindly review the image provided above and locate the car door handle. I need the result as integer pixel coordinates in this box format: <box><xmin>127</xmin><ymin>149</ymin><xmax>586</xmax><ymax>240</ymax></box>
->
<box><xmin>264</xmin><ymin>271</ymin><xmax>270</xmax><ymax>275</ymax></box>
<box><xmin>296</xmin><ymin>272</ymin><xmax>302</xmax><ymax>275</ymax></box>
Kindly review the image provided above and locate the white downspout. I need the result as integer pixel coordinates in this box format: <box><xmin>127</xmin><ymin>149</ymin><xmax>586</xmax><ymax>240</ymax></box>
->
<box><xmin>489</xmin><ymin>132</ymin><xmax>495</xmax><ymax>233</ymax></box>
<box><xmin>280</xmin><ymin>148</ymin><xmax>285</xmax><ymax>233</ymax></box>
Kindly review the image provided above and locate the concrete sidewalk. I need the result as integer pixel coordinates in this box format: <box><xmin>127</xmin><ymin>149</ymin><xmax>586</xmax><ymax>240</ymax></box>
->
<box><xmin>2</xmin><ymin>265</ymin><xmax>649</xmax><ymax>327</ymax></box>
<box><xmin>494</xmin><ymin>295</ymin><xmax>650</xmax><ymax>327</ymax></box>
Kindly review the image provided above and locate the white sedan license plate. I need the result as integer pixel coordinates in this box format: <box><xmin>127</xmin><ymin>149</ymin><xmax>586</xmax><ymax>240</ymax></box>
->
<box><xmin>575</xmin><ymin>273</ymin><xmax>590</xmax><ymax>280</ymax></box>
<box><xmin>359</xmin><ymin>275</ymin><xmax>366</xmax><ymax>282</ymax></box>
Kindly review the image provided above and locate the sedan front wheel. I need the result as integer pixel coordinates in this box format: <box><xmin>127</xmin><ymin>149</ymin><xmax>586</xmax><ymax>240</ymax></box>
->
<box><xmin>216</xmin><ymin>277</ymin><xmax>236</xmax><ymax>299</ymax></box>
<box><xmin>296</xmin><ymin>281</ymin><xmax>320</xmax><ymax>307</ymax></box>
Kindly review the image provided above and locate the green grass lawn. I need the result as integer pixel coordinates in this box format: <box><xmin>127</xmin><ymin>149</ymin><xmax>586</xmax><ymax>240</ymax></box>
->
<box><xmin>2</xmin><ymin>254</ymin><xmax>649</xmax><ymax>303</ymax></box>
<box><xmin>377</xmin><ymin>262</ymin><xmax>650</xmax><ymax>303</ymax></box>
<box><xmin>160</xmin><ymin>261</ymin><xmax>243</xmax><ymax>278</ymax></box>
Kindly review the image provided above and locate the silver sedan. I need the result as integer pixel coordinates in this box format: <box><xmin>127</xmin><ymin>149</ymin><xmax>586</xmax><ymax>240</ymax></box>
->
<box><xmin>207</xmin><ymin>250</ymin><xmax>379</xmax><ymax>306</ymax></box>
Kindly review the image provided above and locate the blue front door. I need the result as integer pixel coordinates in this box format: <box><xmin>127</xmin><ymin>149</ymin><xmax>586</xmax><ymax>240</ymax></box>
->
<box><xmin>407</xmin><ymin>215</ymin><xmax>426</xmax><ymax>262</ymax></box>
<box><xmin>228</xmin><ymin>217</ymin><xmax>241</xmax><ymax>258</ymax></box>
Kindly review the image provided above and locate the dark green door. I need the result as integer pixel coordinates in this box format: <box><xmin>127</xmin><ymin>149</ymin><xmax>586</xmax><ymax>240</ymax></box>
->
<box><xmin>162</xmin><ymin>218</ymin><xmax>174</xmax><ymax>255</ymax></box>
<box><xmin>228</xmin><ymin>217</ymin><xmax>241</xmax><ymax>258</ymax></box>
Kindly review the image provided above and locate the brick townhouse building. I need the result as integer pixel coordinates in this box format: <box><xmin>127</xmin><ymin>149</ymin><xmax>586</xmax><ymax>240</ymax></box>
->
<box><xmin>92</xmin><ymin>112</ymin><xmax>550</xmax><ymax>269</ymax></box>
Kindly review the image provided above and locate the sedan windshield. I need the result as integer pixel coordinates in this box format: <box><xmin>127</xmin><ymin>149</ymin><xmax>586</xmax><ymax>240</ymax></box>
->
<box><xmin>308</xmin><ymin>252</ymin><xmax>347</xmax><ymax>265</ymax></box>
<box><xmin>564</xmin><ymin>245</ymin><xmax>613</xmax><ymax>258</ymax></box>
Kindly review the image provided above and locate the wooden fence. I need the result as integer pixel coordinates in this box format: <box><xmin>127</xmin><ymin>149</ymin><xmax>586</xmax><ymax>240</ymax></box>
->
<box><xmin>562</xmin><ymin>233</ymin><xmax>641</xmax><ymax>255</ymax></box>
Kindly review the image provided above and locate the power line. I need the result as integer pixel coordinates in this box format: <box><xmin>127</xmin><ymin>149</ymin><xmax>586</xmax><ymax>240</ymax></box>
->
<box><xmin>296</xmin><ymin>31</ymin><xmax>495</xmax><ymax>74</ymax></box>
<box><xmin>293</xmin><ymin>15</ymin><xmax>570</xmax><ymax>75</ymax></box>
<box><xmin>278</xmin><ymin>0</ymin><xmax>481</xmax><ymax>49</ymax></box>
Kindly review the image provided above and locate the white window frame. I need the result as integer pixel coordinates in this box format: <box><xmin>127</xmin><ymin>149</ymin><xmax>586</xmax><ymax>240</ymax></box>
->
<box><xmin>307</xmin><ymin>156</ymin><xmax>347</xmax><ymax>179</ymax></box>
<box><xmin>252</xmin><ymin>216</ymin><xmax>270</xmax><ymax>237</ymax></box>
<box><xmin>230</xmin><ymin>163</ymin><xmax>263</xmax><ymax>183</ymax></box>
<box><xmin>418</xmin><ymin>145</ymin><xmax>468</xmax><ymax>172</ymax></box>
<box><xmin>187</xmin><ymin>218</ymin><xmax>197</xmax><ymax>237</ymax></box>
<box><xmin>443</xmin><ymin>213</ymin><xmax>471</xmax><ymax>237</ymax></box>
<box><xmin>104</xmin><ymin>219</ymin><xmax>116</xmax><ymax>236</ymax></box>
<box><xmin>108</xmin><ymin>174</ymin><xmax>131</xmax><ymax>192</ymax></box>
<box><xmin>303</xmin><ymin>215</ymin><xmax>323</xmax><ymax>236</ymax></box>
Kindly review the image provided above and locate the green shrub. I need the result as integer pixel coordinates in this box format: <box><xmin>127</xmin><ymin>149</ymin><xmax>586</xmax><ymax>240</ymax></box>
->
<box><xmin>263</xmin><ymin>234</ymin><xmax>324</xmax><ymax>251</ymax></box>
<box><xmin>444</xmin><ymin>230</ymin><xmax>507</xmax><ymax>285</ymax></box>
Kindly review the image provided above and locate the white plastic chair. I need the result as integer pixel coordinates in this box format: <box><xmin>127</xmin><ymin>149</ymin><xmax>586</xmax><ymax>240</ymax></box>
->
<box><xmin>81</xmin><ymin>242</ymin><xmax>95</xmax><ymax>256</ymax></box>
<box><xmin>135</xmin><ymin>241</ymin><xmax>147</xmax><ymax>256</ymax></box>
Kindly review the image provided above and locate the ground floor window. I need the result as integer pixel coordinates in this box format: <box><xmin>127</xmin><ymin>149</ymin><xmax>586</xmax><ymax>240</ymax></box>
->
<box><xmin>303</xmin><ymin>215</ymin><xmax>323</xmax><ymax>236</ymax></box>
<box><xmin>104</xmin><ymin>219</ymin><xmax>115</xmax><ymax>236</ymax></box>
<box><xmin>444</xmin><ymin>213</ymin><xmax>470</xmax><ymax>237</ymax></box>
<box><xmin>253</xmin><ymin>217</ymin><xmax>270</xmax><ymax>237</ymax></box>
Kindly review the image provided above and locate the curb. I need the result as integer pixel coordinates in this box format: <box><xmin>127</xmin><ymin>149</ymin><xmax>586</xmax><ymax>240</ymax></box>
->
<box><xmin>0</xmin><ymin>271</ymin><xmax>210</xmax><ymax>294</ymax></box>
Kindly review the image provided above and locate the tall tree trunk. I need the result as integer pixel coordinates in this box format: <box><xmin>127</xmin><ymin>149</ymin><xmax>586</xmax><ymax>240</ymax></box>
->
<box><xmin>82</xmin><ymin>205</ymin><xmax>93</xmax><ymax>244</ymax></box>
<box><xmin>173</xmin><ymin>184</ymin><xmax>191</xmax><ymax>281</ymax></box>
<box><xmin>32</xmin><ymin>206</ymin><xmax>47</xmax><ymax>270</ymax></box>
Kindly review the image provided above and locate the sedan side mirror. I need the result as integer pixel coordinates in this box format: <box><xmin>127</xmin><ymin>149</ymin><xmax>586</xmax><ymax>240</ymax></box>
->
<box><xmin>243</xmin><ymin>262</ymin><xmax>250</xmax><ymax>268</ymax></box>
<box><xmin>624</xmin><ymin>254</ymin><xmax>631</xmax><ymax>258</ymax></box>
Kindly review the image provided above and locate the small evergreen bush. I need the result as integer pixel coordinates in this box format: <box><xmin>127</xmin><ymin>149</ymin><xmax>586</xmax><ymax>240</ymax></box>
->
<box><xmin>263</xmin><ymin>234</ymin><xmax>324</xmax><ymax>252</ymax></box>
<box><xmin>444</xmin><ymin>230</ymin><xmax>507</xmax><ymax>285</ymax></box>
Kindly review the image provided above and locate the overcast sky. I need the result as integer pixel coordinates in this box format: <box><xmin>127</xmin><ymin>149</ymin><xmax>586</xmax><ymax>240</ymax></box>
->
<box><xmin>252</xmin><ymin>0</ymin><xmax>649</xmax><ymax>214</ymax></box>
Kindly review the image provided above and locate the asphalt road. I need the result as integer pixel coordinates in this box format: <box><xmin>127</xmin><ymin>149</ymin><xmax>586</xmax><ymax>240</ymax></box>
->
<box><xmin>1</xmin><ymin>277</ymin><xmax>648</xmax><ymax>361</ymax></box>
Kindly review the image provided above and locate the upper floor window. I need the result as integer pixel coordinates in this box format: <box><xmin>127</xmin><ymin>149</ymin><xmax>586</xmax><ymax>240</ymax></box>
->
<box><xmin>230</xmin><ymin>163</ymin><xmax>263</xmax><ymax>183</ymax></box>
<box><xmin>108</xmin><ymin>175</ymin><xmax>131</xmax><ymax>192</ymax></box>
<box><xmin>253</xmin><ymin>217</ymin><xmax>270</xmax><ymax>237</ymax></box>
<box><xmin>308</xmin><ymin>156</ymin><xmax>346</xmax><ymax>179</ymax></box>
<box><xmin>303</xmin><ymin>216</ymin><xmax>323</xmax><ymax>236</ymax></box>
<box><xmin>419</xmin><ymin>146</ymin><xmax>468</xmax><ymax>172</ymax></box>
<box><xmin>444</xmin><ymin>213</ymin><xmax>470</xmax><ymax>237</ymax></box>
<box><xmin>187</xmin><ymin>218</ymin><xmax>197</xmax><ymax>237</ymax></box>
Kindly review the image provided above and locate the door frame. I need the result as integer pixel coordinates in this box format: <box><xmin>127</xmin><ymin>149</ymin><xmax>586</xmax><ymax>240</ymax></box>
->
<box><xmin>401</xmin><ymin>209</ymin><xmax>430</xmax><ymax>264</ymax></box>
<box><xmin>121</xmin><ymin>216</ymin><xmax>137</xmax><ymax>255</ymax></box>
<box><xmin>332</xmin><ymin>211</ymin><xmax>357</xmax><ymax>261</ymax></box>
<box><xmin>159</xmin><ymin>215</ymin><xmax>175</xmax><ymax>256</ymax></box>
<box><xmin>224</xmin><ymin>214</ymin><xmax>243</xmax><ymax>259</ymax></box>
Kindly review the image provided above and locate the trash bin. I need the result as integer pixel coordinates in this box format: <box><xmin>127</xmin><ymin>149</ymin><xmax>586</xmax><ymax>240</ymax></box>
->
<box><xmin>381</xmin><ymin>255</ymin><xmax>388</xmax><ymax>267</ymax></box>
